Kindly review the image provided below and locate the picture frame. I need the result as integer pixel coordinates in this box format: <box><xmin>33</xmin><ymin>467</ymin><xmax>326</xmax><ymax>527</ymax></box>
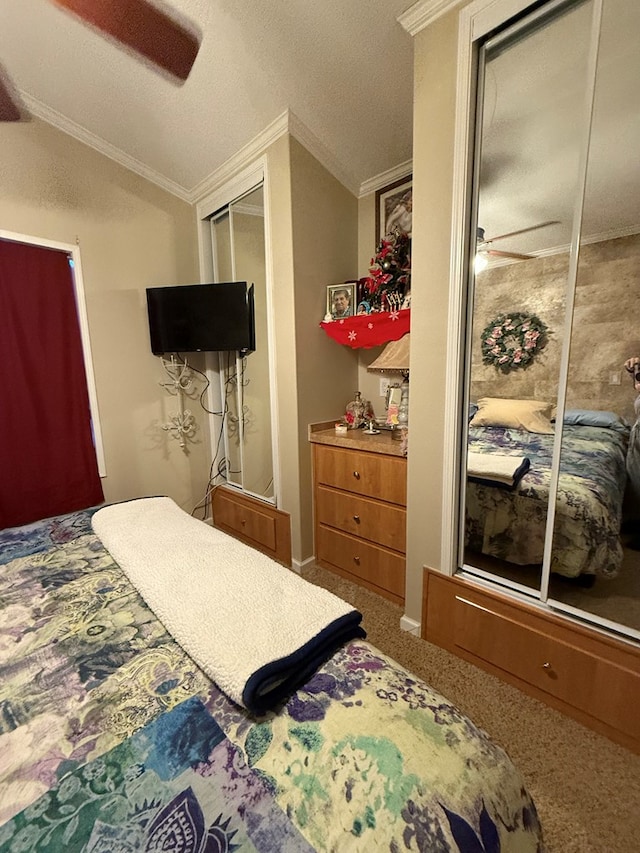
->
<box><xmin>375</xmin><ymin>175</ymin><xmax>413</xmax><ymax>243</ymax></box>
<box><xmin>326</xmin><ymin>283</ymin><xmax>355</xmax><ymax>319</ymax></box>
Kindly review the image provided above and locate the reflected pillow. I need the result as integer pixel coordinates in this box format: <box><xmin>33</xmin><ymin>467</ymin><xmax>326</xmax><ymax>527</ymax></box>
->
<box><xmin>562</xmin><ymin>408</ymin><xmax>628</xmax><ymax>430</ymax></box>
<box><xmin>470</xmin><ymin>397</ymin><xmax>555</xmax><ymax>434</ymax></box>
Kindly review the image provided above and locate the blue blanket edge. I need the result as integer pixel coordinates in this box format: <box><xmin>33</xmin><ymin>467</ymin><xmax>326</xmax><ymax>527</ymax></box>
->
<box><xmin>242</xmin><ymin>610</ymin><xmax>366</xmax><ymax>715</ymax></box>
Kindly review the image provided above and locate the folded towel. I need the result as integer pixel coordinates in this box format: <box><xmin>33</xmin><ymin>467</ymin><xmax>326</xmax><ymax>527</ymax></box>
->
<box><xmin>93</xmin><ymin>497</ymin><xmax>365</xmax><ymax>714</ymax></box>
<box><xmin>467</xmin><ymin>451</ymin><xmax>530</xmax><ymax>490</ymax></box>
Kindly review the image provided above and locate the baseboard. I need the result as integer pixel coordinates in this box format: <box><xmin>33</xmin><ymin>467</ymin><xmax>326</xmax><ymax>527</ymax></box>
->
<box><xmin>293</xmin><ymin>555</ymin><xmax>316</xmax><ymax>576</ymax></box>
<box><xmin>400</xmin><ymin>615</ymin><xmax>421</xmax><ymax>636</ymax></box>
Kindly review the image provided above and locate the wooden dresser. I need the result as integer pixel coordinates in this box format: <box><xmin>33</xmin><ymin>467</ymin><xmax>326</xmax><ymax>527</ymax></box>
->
<box><xmin>310</xmin><ymin>424</ymin><xmax>407</xmax><ymax>604</ymax></box>
<box><xmin>212</xmin><ymin>485</ymin><xmax>291</xmax><ymax>567</ymax></box>
<box><xmin>423</xmin><ymin>568</ymin><xmax>640</xmax><ymax>753</ymax></box>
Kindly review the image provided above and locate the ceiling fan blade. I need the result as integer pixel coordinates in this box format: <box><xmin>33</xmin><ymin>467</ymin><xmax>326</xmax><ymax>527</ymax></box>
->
<box><xmin>0</xmin><ymin>64</ymin><xmax>28</xmax><ymax>121</ymax></box>
<box><xmin>483</xmin><ymin>220</ymin><xmax>560</xmax><ymax>244</ymax></box>
<box><xmin>51</xmin><ymin>0</ymin><xmax>202</xmax><ymax>82</ymax></box>
<box><xmin>486</xmin><ymin>249</ymin><xmax>534</xmax><ymax>260</ymax></box>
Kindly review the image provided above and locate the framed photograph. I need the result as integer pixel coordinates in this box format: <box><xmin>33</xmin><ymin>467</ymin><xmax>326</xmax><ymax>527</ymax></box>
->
<box><xmin>375</xmin><ymin>175</ymin><xmax>412</xmax><ymax>242</ymax></box>
<box><xmin>326</xmin><ymin>283</ymin><xmax>355</xmax><ymax>319</ymax></box>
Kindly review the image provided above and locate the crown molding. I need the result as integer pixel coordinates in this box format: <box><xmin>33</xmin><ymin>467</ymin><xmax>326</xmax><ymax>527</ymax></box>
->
<box><xmin>21</xmin><ymin>92</ymin><xmax>192</xmax><ymax>202</ymax></box>
<box><xmin>359</xmin><ymin>160</ymin><xmax>413</xmax><ymax>198</ymax></box>
<box><xmin>189</xmin><ymin>111</ymin><xmax>289</xmax><ymax>204</ymax></box>
<box><xmin>398</xmin><ymin>0</ymin><xmax>461</xmax><ymax>36</ymax></box>
<box><xmin>24</xmin><ymin>90</ymin><xmax>409</xmax><ymax>209</ymax></box>
<box><xmin>287</xmin><ymin>111</ymin><xmax>360</xmax><ymax>195</ymax></box>
<box><xmin>191</xmin><ymin>109</ymin><xmax>361</xmax><ymax>205</ymax></box>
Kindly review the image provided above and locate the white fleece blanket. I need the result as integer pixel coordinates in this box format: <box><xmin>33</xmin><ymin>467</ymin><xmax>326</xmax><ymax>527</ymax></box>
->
<box><xmin>92</xmin><ymin>497</ymin><xmax>364</xmax><ymax>714</ymax></box>
<box><xmin>467</xmin><ymin>451</ymin><xmax>530</xmax><ymax>488</ymax></box>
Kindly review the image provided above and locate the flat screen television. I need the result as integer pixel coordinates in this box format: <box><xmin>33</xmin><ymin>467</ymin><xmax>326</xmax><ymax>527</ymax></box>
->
<box><xmin>146</xmin><ymin>281</ymin><xmax>255</xmax><ymax>356</ymax></box>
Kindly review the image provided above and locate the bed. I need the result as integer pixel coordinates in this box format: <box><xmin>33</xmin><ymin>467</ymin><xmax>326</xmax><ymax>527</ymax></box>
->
<box><xmin>465</xmin><ymin>408</ymin><xmax>629</xmax><ymax>579</ymax></box>
<box><xmin>0</xmin><ymin>500</ymin><xmax>544</xmax><ymax>852</ymax></box>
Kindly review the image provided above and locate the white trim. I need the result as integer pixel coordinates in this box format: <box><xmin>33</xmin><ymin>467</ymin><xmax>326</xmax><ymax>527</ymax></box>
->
<box><xmin>192</xmin><ymin>110</ymin><xmax>362</xmax><ymax>205</ymax></box>
<box><xmin>25</xmin><ymin>88</ymin><xmax>386</xmax><ymax>206</ymax></box>
<box><xmin>196</xmin><ymin>158</ymin><xmax>282</xmax><ymax>509</ymax></box>
<box><xmin>440</xmin><ymin>5</ymin><xmax>476</xmax><ymax>576</ymax></box>
<box><xmin>192</xmin><ymin>116</ymin><xmax>288</xmax><ymax>206</ymax></box>
<box><xmin>292</xmin><ymin>555</ymin><xmax>316</xmax><ymax>575</ymax></box>
<box><xmin>68</xmin><ymin>246</ymin><xmax>107</xmax><ymax>478</ymax></box>
<box><xmin>400</xmin><ymin>615</ymin><xmax>421</xmax><ymax>635</ymax></box>
<box><xmin>196</xmin><ymin>158</ymin><xmax>267</xmax><ymax>223</ymax></box>
<box><xmin>0</xmin><ymin>229</ymin><xmax>106</xmax><ymax>477</ymax></box>
<box><xmin>398</xmin><ymin>0</ymin><xmax>460</xmax><ymax>36</ymax></box>
<box><xmin>232</xmin><ymin>202</ymin><xmax>264</xmax><ymax>218</ymax></box>
<box><xmin>261</xmin><ymin>160</ymin><xmax>281</xmax><ymax>507</ymax></box>
<box><xmin>288</xmin><ymin>112</ymin><xmax>360</xmax><ymax>196</ymax></box>
<box><xmin>359</xmin><ymin>160</ymin><xmax>413</xmax><ymax>198</ymax></box>
<box><xmin>21</xmin><ymin>93</ymin><xmax>191</xmax><ymax>202</ymax></box>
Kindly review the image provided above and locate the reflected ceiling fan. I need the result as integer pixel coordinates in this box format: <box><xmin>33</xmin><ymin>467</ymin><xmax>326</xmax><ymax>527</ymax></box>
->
<box><xmin>0</xmin><ymin>0</ymin><xmax>202</xmax><ymax>122</ymax></box>
<box><xmin>475</xmin><ymin>220</ymin><xmax>560</xmax><ymax>269</ymax></box>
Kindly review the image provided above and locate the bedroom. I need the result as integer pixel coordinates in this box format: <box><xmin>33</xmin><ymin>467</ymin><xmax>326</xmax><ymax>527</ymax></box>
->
<box><xmin>1</xmin><ymin>0</ymin><xmax>639</xmax><ymax>850</ymax></box>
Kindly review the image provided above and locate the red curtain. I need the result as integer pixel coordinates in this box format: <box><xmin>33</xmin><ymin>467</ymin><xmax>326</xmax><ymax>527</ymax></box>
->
<box><xmin>0</xmin><ymin>239</ymin><xmax>104</xmax><ymax>528</ymax></box>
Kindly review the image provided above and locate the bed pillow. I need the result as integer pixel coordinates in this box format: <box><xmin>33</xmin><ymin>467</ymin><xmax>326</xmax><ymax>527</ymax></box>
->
<box><xmin>470</xmin><ymin>397</ymin><xmax>555</xmax><ymax>434</ymax></box>
<box><xmin>561</xmin><ymin>408</ymin><xmax>628</xmax><ymax>430</ymax></box>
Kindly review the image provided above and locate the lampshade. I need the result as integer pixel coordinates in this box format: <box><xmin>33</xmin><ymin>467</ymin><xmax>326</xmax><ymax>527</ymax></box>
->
<box><xmin>367</xmin><ymin>333</ymin><xmax>410</xmax><ymax>373</ymax></box>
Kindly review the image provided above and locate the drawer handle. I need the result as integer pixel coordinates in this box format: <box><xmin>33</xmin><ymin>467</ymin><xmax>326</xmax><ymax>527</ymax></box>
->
<box><xmin>353</xmin><ymin>555</ymin><xmax>361</xmax><ymax>565</ymax></box>
<box><xmin>241</xmin><ymin>518</ymin><xmax>246</xmax><ymax>526</ymax></box>
<box><xmin>353</xmin><ymin>470</ymin><xmax>361</xmax><ymax>480</ymax></box>
<box><xmin>353</xmin><ymin>514</ymin><xmax>361</xmax><ymax>523</ymax></box>
<box><xmin>542</xmin><ymin>661</ymin><xmax>551</xmax><ymax>670</ymax></box>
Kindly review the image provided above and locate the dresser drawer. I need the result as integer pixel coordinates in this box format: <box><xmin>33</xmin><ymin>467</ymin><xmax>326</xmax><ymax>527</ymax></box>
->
<box><xmin>316</xmin><ymin>485</ymin><xmax>406</xmax><ymax>552</ymax></box>
<box><xmin>423</xmin><ymin>570</ymin><xmax>640</xmax><ymax>749</ymax></box>
<box><xmin>314</xmin><ymin>444</ymin><xmax>406</xmax><ymax>505</ymax></box>
<box><xmin>317</xmin><ymin>525</ymin><xmax>405</xmax><ymax>598</ymax></box>
<box><xmin>212</xmin><ymin>487</ymin><xmax>291</xmax><ymax>566</ymax></box>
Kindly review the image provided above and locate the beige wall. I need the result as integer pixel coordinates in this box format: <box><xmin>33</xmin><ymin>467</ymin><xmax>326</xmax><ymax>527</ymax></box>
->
<box><xmin>289</xmin><ymin>138</ymin><xmax>359</xmax><ymax>561</ymax></box>
<box><xmin>357</xmin><ymin>193</ymin><xmax>392</xmax><ymax>416</ymax></box>
<box><xmin>404</xmin><ymin>8</ymin><xmax>462</xmax><ymax>621</ymax></box>
<box><xmin>0</xmin><ymin>118</ymin><xmax>207</xmax><ymax>514</ymax></box>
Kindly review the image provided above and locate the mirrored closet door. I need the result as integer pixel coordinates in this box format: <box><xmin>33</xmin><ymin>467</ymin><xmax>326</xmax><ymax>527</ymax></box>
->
<box><xmin>461</xmin><ymin>0</ymin><xmax>640</xmax><ymax>641</ymax></box>
<box><xmin>210</xmin><ymin>185</ymin><xmax>275</xmax><ymax>502</ymax></box>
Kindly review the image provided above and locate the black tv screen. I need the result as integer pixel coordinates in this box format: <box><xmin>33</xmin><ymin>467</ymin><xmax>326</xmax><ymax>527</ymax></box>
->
<box><xmin>146</xmin><ymin>281</ymin><xmax>255</xmax><ymax>356</ymax></box>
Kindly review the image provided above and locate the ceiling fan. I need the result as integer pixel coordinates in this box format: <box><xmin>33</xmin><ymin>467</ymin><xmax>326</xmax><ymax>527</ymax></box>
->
<box><xmin>476</xmin><ymin>220</ymin><xmax>560</xmax><ymax>265</ymax></box>
<box><xmin>0</xmin><ymin>0</ymin><xmax>202</xmax><ymax>122</ymax></box>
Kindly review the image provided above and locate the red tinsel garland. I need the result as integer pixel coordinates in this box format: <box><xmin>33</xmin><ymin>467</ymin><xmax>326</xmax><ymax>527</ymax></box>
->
<box><xmin>320</xmin><ymin>309</ymin><xmax>410</xmax><ymax>349</ymax></box>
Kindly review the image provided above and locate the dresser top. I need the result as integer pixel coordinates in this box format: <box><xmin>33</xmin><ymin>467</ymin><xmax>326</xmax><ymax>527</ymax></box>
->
<box><xmin>309</xmin><ymin>421</ymin><xmax>407</xmax><ymax>458</ymax></box>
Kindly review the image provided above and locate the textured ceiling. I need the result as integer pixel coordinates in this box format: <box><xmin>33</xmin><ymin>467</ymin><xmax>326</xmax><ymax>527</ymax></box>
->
<box><xmin>0</xmin><ymin>0</ymin><xmax>415</xmax><ymax>198</ymax></box>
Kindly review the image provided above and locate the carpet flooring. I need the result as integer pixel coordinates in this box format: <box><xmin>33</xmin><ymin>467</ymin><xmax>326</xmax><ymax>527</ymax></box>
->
<box><xmin>302</xmin><ymin>564</ymin><xmax>640</xmax><ymax>853</ymax></box>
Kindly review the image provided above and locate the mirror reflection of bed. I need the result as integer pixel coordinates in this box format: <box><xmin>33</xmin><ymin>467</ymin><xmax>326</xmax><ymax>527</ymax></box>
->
<box><xmin>463</xmin><ymin>237</ymin><xmax>640</xmax><ymax>634</ymax></box>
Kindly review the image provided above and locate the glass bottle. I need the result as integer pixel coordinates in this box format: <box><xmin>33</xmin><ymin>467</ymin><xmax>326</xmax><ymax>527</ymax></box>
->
<box><xmin>345</xmin><ymin>391</ymin><xmax>365</xmax><ymax>429</ymax></box>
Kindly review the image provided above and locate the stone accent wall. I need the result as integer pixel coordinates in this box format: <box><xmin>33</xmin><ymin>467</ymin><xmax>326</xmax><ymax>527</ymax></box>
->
<box><xmin>471</xmin><ymin>233</ymin><xmax>640</xmax><ymax>422</ymax></box>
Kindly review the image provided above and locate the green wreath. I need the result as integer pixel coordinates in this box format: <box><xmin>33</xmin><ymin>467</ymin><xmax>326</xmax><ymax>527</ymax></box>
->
<box><xmin>481</xmin><ymin>312</ymin><xmax>548</xmax><ymax>372</ymax></box>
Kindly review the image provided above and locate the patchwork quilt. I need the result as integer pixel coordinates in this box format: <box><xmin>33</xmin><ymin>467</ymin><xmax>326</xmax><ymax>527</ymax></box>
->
<box><xmin>0</xmin><ymin>510</ymin><xmax>544</xmax><ymax>851</ymax></box>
